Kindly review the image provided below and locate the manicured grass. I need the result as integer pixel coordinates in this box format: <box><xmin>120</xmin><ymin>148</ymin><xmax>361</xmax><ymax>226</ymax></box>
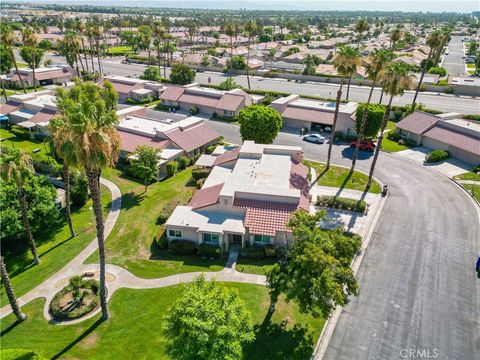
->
<box><xmin>85</xmin><ymin>168</ymin><xmax>225</xmax><ymax>277</ymax></box>
<box><xmin>381</xmin><ymin>121</ymin><xmax>411</xmax><ymax>152</ymax></box>
<box><xmin>453</xmin><ymin>172</ymin><xmax>480</xmax><ymax>181</ymax></box>
<box><xmin>107</xmin><ymin>45</ymin><xmax>132</xmax><ymax>55</ymax></box>
<box><xmin>1</xmin><ymin>185</ymin><xmax>111</xmax><ymax>306</ymax></box>
<box><xmin>305</xmin><ymin>160</ymin><xmax>381</xmax><ymax>194</ymax></box>
<box><xmin>0</xmin><ymin>283</ymin><xmax>324</xmax><ymax>360</ymax></box>
<box><xmin>0</xmin><ymin>127</ymin><xmax>53</xmax><ymax>163</ymax></box>
<box><xmin>463</xmin><ymin>184</ymin><xmax>480</xmax><ymax>202</ymax></box>
<box><xmin>236</xmin><ymin>257</ymin><xmax>277</xmax><ymax>276</ymax></box>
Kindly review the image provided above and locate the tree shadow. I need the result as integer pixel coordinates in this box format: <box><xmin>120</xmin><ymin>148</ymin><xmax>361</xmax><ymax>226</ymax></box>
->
<box><xmin>51</xmin><ymin>318</ymin><xmax>105</xmax><ymax>360</ymax></box>
<box><xmin>120</xmin><ymin>191</ymin><xmax>145</xmax><ymax>210</ymax></box>
<box><xmin>0</xmin><ymin>319</ymin><xmax>23</xmax><ymax>337</ymax></box>
<box><xmin>341</xmin><ymin>146</ymin><xmax>373</xmax><ymax>161</ymax></box>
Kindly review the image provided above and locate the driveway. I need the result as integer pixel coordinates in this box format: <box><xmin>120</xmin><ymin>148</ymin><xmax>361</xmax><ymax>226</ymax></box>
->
<box><xmin>442</xmin><ymin>36</ymin><xmax>467</xmax><ymax>77</ymax></box>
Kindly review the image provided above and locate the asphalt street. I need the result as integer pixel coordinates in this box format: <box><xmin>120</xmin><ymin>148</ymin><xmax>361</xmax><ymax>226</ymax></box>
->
<box><xmin>205</xmin><ymin>119</ymin><xmax>480</xmax><ymax>360</ymax></box>
<box><xmin>442</xmin><ymin>36</ymin><xmax>467</xmax><ymax>77</ymax></box>
<box><xmin>35</xmin><ymin>52</ymin><xmax>480</xmax><ymax>115</ymax></box>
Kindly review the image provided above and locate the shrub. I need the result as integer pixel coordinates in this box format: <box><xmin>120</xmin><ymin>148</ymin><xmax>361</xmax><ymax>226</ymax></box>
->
<box><xmin>156</xmin><ymin>226</ymin><xmax>169</xmax><ymax>249</ymax></box>
<box><xmin>264</xmin><ymin>245</ymin><xmax>276</xmax><ymax>258</ymax></box>
<box><xmin>157</xmin><ymin>201</ymin><xmax>179</xmax><ymax>225</ymax></box>
<box><xmin>189</xmin><ymin>106</ymin><xmax>199</xmax><ymax>115</ymax></box>
<box><xmin>156</xmin><ymin>103</ymin><xmax>180</xmax><ymax>111</ymax></box>
<box><xmin>198</xmin><ymin>243</ymin><xmax>222</xmax><ymax>257</ymax></box>
<box><xmin>316</xmin><ymin>195</ymin><xmax>367</xmax><ymax>213</ymax></box>
<box><xmin>437</xmin><ymin>79</ymin><xmax>448</xmax><ymax>86</ymax></box>
<box><xmin>425</xmin><ymin>150</ymin><xmax>449</xmax><ymax>163</ymax></box>
<box><xmin>169</xmin><ymin>240</ymin><xmax>197</xmax><ymax>255</ymax></box>
<box><xmin>404</xmin><ymin>138</ymin><xmax>418</xmax><ymax>147</ymax></box>
<box><xmin>196</xmin><ymin>178</ymin><xmax>206</xmax><ymax>189</ymax></box>
<box><xmin>445</xmin><ymin>87</ymin><xmax>454</xmax><ymax>94</ymax></box>
<box><xmin>428</xmin><ymin>66</ymin><xmax>447</xmax><ymax>76</ymax></box>
<box><xmin>463</xmin><ymin>114</ymin><xmax>480</xmax><ymax>122</ymax></box>
<box><xmin>166</xmin><ymin>161</ymin><xmax>178</xmax><ymax>176</ymax></box>
<box><xmin>387</xmin><ymin>132</ymin><xmax>401</xmax><ymax>141</ymax></box>
<box><xmin>205</xmin><ymin>145</ymin><xmax>216</xmax><ymax>154</ymax></box>
<box><xmin>334</xmin><ymin>131</ymin><xmax>344</xmax><ymax>141</ymax></box>
<box><xmin>49</xmin><ymin>279</ymin><xmax>100</xmax><ymax>320</ymax></box>
<box><xmin>240</xmin><ymin>246</ymin><xmax>265</xmax><ymax>259</ymax></box>
<box><xmin>192</xmin><ymin>168</ymin><xmax>210</xmax><ymax>181</ymax></box>
<box><xmin>178</xmin><ymin>156</ymin><xmax>190</xmax><ymax>170</ymax></box>
<box><xmin>70</xmin><ymin>173</ymin><xmax>88</xmax><ymax>207</ymax></box>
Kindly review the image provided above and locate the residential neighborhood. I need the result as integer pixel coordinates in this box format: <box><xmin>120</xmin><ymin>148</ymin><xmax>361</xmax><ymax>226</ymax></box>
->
<box><xmin>0</xmin><ymin>2</ymin><xmax>478</xmax><ymax>360</ymax></box>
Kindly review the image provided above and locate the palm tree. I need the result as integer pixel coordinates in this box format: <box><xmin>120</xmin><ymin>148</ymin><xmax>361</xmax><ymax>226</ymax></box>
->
<box><xmin>186</xmin><ymin>20</ymin><xmax>197</xmax><ymax>46</ymax></box>
<box><xmin>412</xmin><ymin>30</ymin><xmax>442</xmax><ymax>107</ymax></box>
<box><xmin>0</xmin><ymin>24</ymin><xmax>27</xmax><ymax>94</ymax></box>
<box><xmin>139</xmin><ymin>25</ymin><xmax>153</xmax><ymax>65</ymax></box>
<box><xmin>350</xmin><ymin>49</ymin><xmax>394</xmax><ymax>173</ymax></box>
<box><xmin>0</xmin><ymin>150</ymin><xmax>40</xmax><ymax>264</ymax></box>
<box><xmin>355</xmin><ymin>19</ymin><xmax>370</xmax><ymax>48</ymax></box>
<box><xmin>85</xmin><ymin>23</ymin><xmax>96</xmax><ymax>72</ymax></box>
<box><xmin>21</xmin><ymin>27</ymin><xmax>39</xmax><ymax>91</ymax></box>
<box><xmin>244</xmin><ymin>20</ymin><xmax>257</xmax><ymax>90</ymax></box>
<box><xmin>153</xmin><ymin>22</ymin><xmax>165</xmax><ymax>76</ymax></box>
<box><xmin>48</xmin><ymin>118</ymin><xmax>77</xmax><ymax>238</ymax></box>
<box><xmin>344</xmin><ymin>46</ymin><xmax>361</xmax><ymax>100</ymax></box>
<box><xmin>77</xmin><ymin>21</ymin><xmax>89</xmax><ymax>72</ymax></box>
<box><xmin>366</xmin><ymin>62</ymin><xmax>416</xmax><ymax>188</ymax></box>
<box><xmin>326</xmin><ymin>45</ymin><xmax>361</xmax><ymax>170</ymax></box>
<box><xmin>433</xmin><ymin>29</ymin><xmax>450</xmax><ymax>67</ymax></box>
<box><xmin>91</xmin><ymin>24</ymin><xmax>103</xmax><ymax>74</ymax></box>
<box><xmin>55</xmin><ymin>81</ymin><xmax>120</xmax><ymax>320</ymax></box>
<box><xmin>389</xmin><ymin>28</ymin><xmax>401</xmax><ymax>50</ymax></box>
<box><xmin>225</xmin><ymin>23</ymin><xmax>235</xmax><ymax>72</ymax></box>
<box><xmin>0</xmin><ymin>255</ymin><xmax>27</xmax><ymax>322</ymax></box>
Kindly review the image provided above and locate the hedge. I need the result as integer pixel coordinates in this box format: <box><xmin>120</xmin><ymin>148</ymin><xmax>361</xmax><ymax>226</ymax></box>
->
<box><xmin>316</xmin><ymin>195</ymin><xmax>367</xmax><ymax>213</ymax></box>
<box><xmin>463</xmin><ymin>114</ymin><xmax>480</xmax><ymax>122</ymax></box>
<box><xmin>240</xmin><ymin>246</ymin><xmax>265</xmax><ymax>259</ymax></box>
<box><xmin>166</xmin><ymin>161</ymin><xmax>178</xmax><ymax>176</ymax></box>
<box><xmin>425</xmin><ymin>150</ymin><xmax>449</xmax><ymax>163</ymax></box>
<box><xmin>264</xmin><ymin>245</ymin><xmax>276</xmax><ymax>257</ymax></box>
<box><xmin>192</xmin><ymin>168</ymin><xmax>210</xmax><ymax>181</ymax></box>
<box><xmin>169</xmin><ymin>240</ymin><xmax>197</xmax><ymax>255</ymax></box>
<box><xmin>205</xmin><ymin>145</ymin><xmax>216</xmax><ymax>154</ymax></box>
<box><xmin>196</xmin><ymin>178</ymin><xmax>206</xmax><ymax>189</ymax></box>
<box><xmin>198</xmin><ymin>244</ymin><xmax>222</xmax><ymax>258</ymax></box>
<box><xmin>178</xmin><ymin>156</ymin><xmax>190</xmax><ymax>170</ymax></box>
<box><xmin>156</xmin><ymin>103</ymin><xmax>180</xmax><ymax>111</ymax></box>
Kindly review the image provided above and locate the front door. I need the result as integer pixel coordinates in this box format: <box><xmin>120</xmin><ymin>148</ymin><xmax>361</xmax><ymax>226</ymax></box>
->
<box><xmin>232</xmin><ymin>234</ymin><xmax>242</xmax><ymax>244</ymax></box>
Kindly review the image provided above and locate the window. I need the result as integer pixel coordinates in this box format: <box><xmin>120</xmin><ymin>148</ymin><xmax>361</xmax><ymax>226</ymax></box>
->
<box><xmin>254</xmin><ymin>234</ymin><xmax>271</xmax><ymax>244</ymax></box>
<box><xmin>203</xmin><ymin>233</ymin><xmax>220</xmax><ymax>245</ymax></box>
<box><xmin>168</xmin><ymin>229</ymin><xmax>182</xmax><ymax>238</ymax></box>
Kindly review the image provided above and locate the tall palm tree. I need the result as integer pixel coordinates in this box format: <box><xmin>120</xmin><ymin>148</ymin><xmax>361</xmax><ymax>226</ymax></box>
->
<box><xmin>350</xmin><ymin>49</ymin><xmax>394</xmax><ymax>173</ymax></box>
<box><xmin>389</xmin><ymin>28</ymin><xmax>401</xmax><ymax>50</ymax></box>
<box><xmin>355</xmin><ymin>19</ymin><xmax>370</xmax><ymax>48</ymax></box>
<box><xmin>48</xmin><ymin>118</ymin><xmax>77</xmax><ymax>238</ymax></box>
<box><xmin>0</xmin><ymin>24</ymin><xmax>27</xmax><ymax>94</ymax></box>
<box><xmin>412</xmin><ymin>30</ymin><xmax>442</xmax><ymax>107</ymax></box>
<box><xmin>224</xmin><ymin>23</ymin><xmax>235</xmax><ymax>72</ymax></box>
<box><xmin>85</xmin><ymin>23</ymin><xmax>96</xmax><ymax>72</ymax></box>
<box><xmin>366</xmin><ymin>62</ymin><xmax>416</xmax><ymax>188</ymax></box>
<box><xmin>433</xmin><ymin>29</ymin><xmax>450</xmax><ymax>67</ymax></box>
<box><xmin>344</xmin><ymin>46</ymin><xmax>361</xmax><ymax>100</ymax></box>
<box><xmin>153</xmin><ymin>22</ymin><xmax>165</xmax><ymax>76</ymax></box>
<box><xmin>0</xmin><ymin>255</ymin><xmax>27</xmax><ymax>322</ymax></box>
<box><xmin>326</xmin><ymin>45</ymin><xmax>361</xmax><ymax>170</ymax></box>
<box><xmin>0</xmin><ymin>150</ymin><xmax>40</xmax><ymax>264</ymax></box>
<box><xmin>77</xmin><ymin>21</ymin><xmax>89</xmax><ymax>72</ymax></box>
<box><xmin>91</xmin><ymin>24</ymin><xmax>103</xmax><ymax>74</ymax></box>
<box><xmin>21</xmin><ymin>27</ymin><xmax>39</xmax><ymax>92</ymax></box>
<box><xmin>244</xmin><ymin>20</ymin><xmax>257</xmax><ymax>90</ymax></box>
<box><xmin>55</xmin><ymin>81</ymin><xmax>120</xmax><ymax>320</ymax></box>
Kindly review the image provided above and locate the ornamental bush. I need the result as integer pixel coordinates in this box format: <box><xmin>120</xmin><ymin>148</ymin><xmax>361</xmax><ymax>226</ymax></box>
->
<box><xmin>169</xmin><ymin>240</ymin><xmax>197</xmax><ymax>255</ymax></box>
<box><xmin>264</xmin><ymin>245</ymin><xmax>277</xmax><ymax>258</ymax></box>
<box><xmin>198</xmin><ymin>244</ymin><xmax>222</xmax><ymax>257</ymax></box>
<box><xmin>316</xmin><ymin>195</ymin><xmax>367</xmax><ymax>213</ymax></box>
<box><xmin>240</xmin><ymin>246</ymin><xmax>265</xmax><ymax>259</ymax></box>
<box><xmin>178</xmin><ymin>156</ymin><xmax>190</xmax><ymax>170</ymax></box>
<box><xmin>355</xmin><ymin>103</ymin><xmax>386</xmax><ymax>138</ymax></box>
<box><xmin>192</xmin><ymin>168</ymin><xmax>210</xmax><ymax>181</ymax></box>
<box><xmin>238</xmin><ymin>105</ymin><xmax>283</xmax><ymax>144</ymax></box>
<box><xmin>428</xmin><ymin>67</ymin><xmax>447</xmax><ymax>77</ymax></box>
<box><xmin>166</xmin><ymin>161</ymin><xmax>178</xmax><ymax>177</ymax></box>
<box><xmin>425</xmin><ymin>150</ymin><xmax>449</xmax><ymax>163</ymax></box>
<box><xmin>70</xmin><ymin>172</ymin><xmax>89</xmax><ymax>207</ymax></box>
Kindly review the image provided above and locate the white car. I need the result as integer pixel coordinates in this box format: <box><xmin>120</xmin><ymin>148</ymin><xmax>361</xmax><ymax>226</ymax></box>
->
<box><xmin>303</xmin><ymin>133</ymin><xmax>326</xmax><ymax>144</ymax></box>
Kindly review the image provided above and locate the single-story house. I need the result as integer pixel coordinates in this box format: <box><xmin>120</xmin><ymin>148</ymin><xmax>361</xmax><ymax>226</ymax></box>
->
<box><xmin>270</xmin><ymin>94</ymin><xmax>358</xmax><ymax>134</ymax></box>
<box><xmin>395</xmin><ymin>111</ymin><xmax>480</xmax><ymax>164</ymax></box>
<box><xmin>166</xmin><ymin>141</ymin><xmax>310</xmax><ymax>251</ymax></box>
<box><xmin>7</xmin><ymin>67</ymin><xmax>73</xmax><ymax>88</ymax></box>
<box><xmin>98</xmin><ymin>75</ymin><xmax>165</xmax><ymax>101</ymax></box>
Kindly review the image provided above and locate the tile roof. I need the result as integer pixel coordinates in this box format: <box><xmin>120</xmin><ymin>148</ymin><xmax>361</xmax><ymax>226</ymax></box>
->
<box><xmin>10</xmin><ymin>74</ymin><xmax>28</xmax><ymax>82</ymax></box>
<box><xmin>215</xmin><ymin>93</ymin><xmax>244</xmax><ymax>112</ymax></box>
<box><xmin>233</xmin><ymin>199</ymin><xmax>297</xmax><ymax>236</ymax></box>
<box><xmin>213</xmin><ymin>147</ymin><xmax>240</xmax><ymax>166</ymax></box>
<box><xmin>395</xmin><ymin>111</ymin><xmax>438</xmax><ymax>135</ymax></box>
<box><xmin>0</xmin><ymin>101</ymin><xmax>22</xmax><ymax>115</ymax></box>
<box><xmin>159</xmin><ymin>86</ymin><xmax>185</xmax><ymax>101</ymax></box>
<box><xmin>35</xmin><ymin>69</ymin><xmax>67</xmax><ymax>81</ymax></box>
<box><xmin>107</xmin><ymin>80</ymin><xmax>137</xmax><ymax>95</ymax></box>
<box><xmin>118</xmin><ymin>130</ymin><xmax>169</xmax><ymax>153</ymax></box>
<box><xmin>188</xmin><ymin>183</ymin><xmax>224</xmax><ymax>209</ymax></box>
<box><xmin>289</xmin><ymin>160</ymin><xmax>310</xmax><ymax>211</ymax></box>
<box><xmin>423</xmin><ymin>125</ymin><xmax>480</xmax><ymax>155</ymax></box>
<box><xmin>178</xmin><ymin>93</ymin><xmax>219</xmax><ymax>108</ymax></box>
<box><xmin>165</xmin><ymin>122</ymin><xmax>218</xmax><ymax>153</ymax></box>
<box><xmin>282</xmin><ymin>106</ymin><xmax>335</xmax><ymax>125</ymax></box>
<box><xmin>28</xmin><ymin>109</ymin><xmax>57</xmax><ymax>124</ymax></box>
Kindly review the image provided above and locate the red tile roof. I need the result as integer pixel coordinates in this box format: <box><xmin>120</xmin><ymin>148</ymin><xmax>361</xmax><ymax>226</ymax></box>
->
<box><xmin>0</xmin><ymin>101</ymin><xmax>22</xmax><ymax>115</ymax></box>
<box><xmin>216</xmin><ymin>93</ymin><xmax>244</xmax><ymax>111</ymax></box>
<box><xmin>178</xmin><ymin>93</ymin><xmax>219</xmax><ymax>108</ymax></box>
<box><xmin>282</xmin><ymin>106</ymin><xmax>335</xmax><ymax>125</ymax></box>
<box><xmin>189</xmin><ymin>183</ymin><xmax>224</xmax><ymax>209</ymax></box>
<box><xmin>159</xmin><ymin>86</ymin><xmax>184</xmax><ymax>101</ymax></box>
<box><xmin>165</xmin><ymin>122</ymin><xmax>218</xmax><ymax>153</ymax></box>
<box><xmin>395</xmin><ymin>111</ymin><xmax>438</xmax><ymax>135</ymax></box>
<box><xmin>29</xmin><ymin>109</ymin><xmax>57</xmax><ymax>124</ymax></box>
<box><xmin>213</xmin><ymin>147</ymin><xmax>240</xmax><ymax>166</ymax></box>
<box><xmin>423</xmin><ymin>125</ymin><xmax>480</xmax><ymax>155</ymax></box>
<box><xmin>233</xmin><ymin>199</ymin><xmax>297</xmax><ymax>236</ymax></box>
<box><xmin>118</xmin><ymin>130</ymin><xmax>169</xmax><ymax>153</ymax></box>
<box><xmin>290</xmin><ymin>160</ymin><xmax>310</xmax><ymax>211</ymax></box>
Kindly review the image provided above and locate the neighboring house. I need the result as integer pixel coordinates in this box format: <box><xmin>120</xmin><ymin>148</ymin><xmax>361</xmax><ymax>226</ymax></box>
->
<box><xmin>98</xmin><ymin>75</ymin><xmax>165</xmax><ymax>101</ymax></box>
<box><xmin>265</xmin><ymin>61</ymin><xmax>304</xmax><ymax>72</ymax></box>
<box><xmin>271</xmin><ymin>94</ymin><xmax>358</xmax><ymax>134</ymax></box>
<box><xmin>159</xmin><ymin>84</ymin><xmax>263</xmax><ymax>117</ymax></box>
<box><xmin>0</xmin><ymin>90</ymin><xmax>58</xmax><ymax>137</ymax></box>
<box><xmin>165</xmin><ymin>141</ymin><xmax>310</xmax><ymax>251</ymax></box>
<box><xmin>7</xmin><ymin>67</ymin><xmax>73</xmax><ymax>88</ymax></box>
<box><xmin>395</xmin><ymin>111</ymin><xmax>480</xmax><ymax>164</ymax></box>
<box><xmin>116</xmin><ymin>106</ymin><xmax>219</xmax><ymax>177</ymax></box>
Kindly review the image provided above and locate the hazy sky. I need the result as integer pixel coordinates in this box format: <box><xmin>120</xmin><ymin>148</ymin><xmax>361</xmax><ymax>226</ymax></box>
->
<box><xmin>4</xmin><ymin>0</ymin><xmax>479</xmax><ymax>13</ymax></box>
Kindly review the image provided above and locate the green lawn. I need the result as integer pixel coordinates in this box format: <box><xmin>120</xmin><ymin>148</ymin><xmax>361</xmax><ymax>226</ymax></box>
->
<box><xmin>305</xmin><ymin>160</ymin><xmax>381</xmax><ymax>194</ymax></box>
<box><xmin>463</xmin><ymin>184</ymin><xmax>480</xmax><ymax>202</ymax></box>
<box><xmin>236</xmin><ymin>257</ymin><xmax>277</xmax><ymax>276</ymax></box>
<box><xmin>1</xmin><ymin>185</ymin><xmax>111</xmax><ymax>306</ymax></box>
<box><xmin>85</xmin><ymin>168</ymin><xmax>226</xmax><ymax>278</ymax></box>
<box><xmin>0</xmin><ymin>127</ymin><xmax>53</xmax><ymax>163</ymax></box>
<box><xmin>453</xmin><ymin>172</ymin><xmax>480</xmax><ymax>181</ymax></box>
<box><xmin>0</xmin><ymin>283</ymin><xmax>324</xmax><ymax>360</ymax></box>
<box><xmin>107</xmin><ymin>45</ymin><xmax>132</xmax><ymax>55</ymax></box>
<box><xmin>381</xmin><ymin>121</ymin><xmax>411</xmax><ymax>152</ymax></box>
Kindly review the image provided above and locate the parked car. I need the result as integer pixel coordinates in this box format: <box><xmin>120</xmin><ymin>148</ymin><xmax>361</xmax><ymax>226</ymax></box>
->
<box><xmin>303</xmin><ymin>133</ymin><xmax>326</xmax><ymax>144</ymax></box>
<box><xmin>350</xmin><ymin>140</ymin><xmax>376</xmax><ymax>152</ymax></box>
<box><xmin>445</xmin><ymin>50</ymin><xmax>449</xmax><ymax>55</ymax></box>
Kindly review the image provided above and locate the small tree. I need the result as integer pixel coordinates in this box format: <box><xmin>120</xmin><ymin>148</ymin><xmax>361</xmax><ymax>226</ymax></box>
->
<box><xmin>227</xmin><ymin>55</ymin><xmax>246</xmax><ymax>70</ymax></box>
<box><xmin>267</xmin><ymin>211</ymin><xmax>360</xmax><ymax>318</ymax></box>
<box><xmin>170</xmin><ymin>63</ymin><xmax>195</xmax><ymax>85</ymax></box>
<box><xmin>200</xmin><ymin>54</ymin><xmax>210</xmax><ymax>67</ymax></box>
<box><xmin>19</xmin><ymin>47</ymin><xmax>44</xmax><ymax>71</ymax></box>
<box><xmin>38</xmin><ymin>39</ymin><xmax>52</xmax><ymax>50</ymax></box>
<box><xmin>238</xmin><ymin>105</ymin><xmax>283</xmax><ymax>144</ymax></box>
<box><xmin>355</xmin><ymin>103</ymin><xmax>385</xmax><ymax>138</ymax></box>
<box><xmin>163</xmin><ymin>276</ymin><xmax>255</xmax><ymax>360</ymax></box>
<box><xmin>218</xmin><ymin>77</ymin><xmax>239</xmax><ymax>90</ymax></box>
<box><xmin>130</xmin><ymin>145</ymin><xmax>159</xmax><ymax>191</ymax></box>
<box><xmin>140</xmin><ymin>66</ymin><xmax>161</xmax><ymax>81</ymax></box>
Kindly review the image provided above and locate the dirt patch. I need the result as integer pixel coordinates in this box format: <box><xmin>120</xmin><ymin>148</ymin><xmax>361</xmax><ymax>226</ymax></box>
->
<box><xmin>80</xmin><ymin>332</ymin><xmax>99</xmax><ymax>350</ymax></box>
